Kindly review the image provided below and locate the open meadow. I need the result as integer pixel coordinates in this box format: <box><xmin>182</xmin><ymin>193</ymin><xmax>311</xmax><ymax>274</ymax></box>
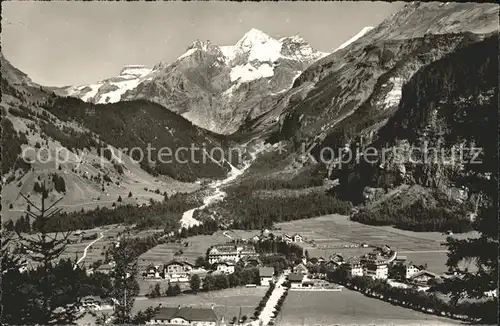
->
<box><xmin>278</xmin><ymin>289</ymin><xmax>464</xmax><ymax>326</ymax></box>
<box><xmin>274</xmin><ymin>214</ymin><xmax>479</xmax><ymax>274</ymax></box>
<box><xmin>137</xmin><ymin>231</ymin><xmax>232</xmax><ymax>270</ymax></box>
<box><xmin>132</xmin><ymin>287</ymin><xmax>265</xmax><ymax>322</ymax></box>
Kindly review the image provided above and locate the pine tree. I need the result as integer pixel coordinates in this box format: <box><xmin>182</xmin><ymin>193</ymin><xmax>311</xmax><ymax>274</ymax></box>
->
<box><xmin>14</xmin><ymin>182</ymin><xmax>84</xmax><ymax>324</ymax></box>
<box><xmin>190</xmin><ymin>274</ymin><xmax>201</xmax><ymax>294</ymax></box>
<box><xmin>1</xmin><ymin>229</ymin><xmax>30</xmax><ymax>324</ymax></box>
<box><xmin>442</xmin><ymin>137</ymin><xmax>498</xmax><ymax>323</ymax></box>
<box><xmin>111</xmin><ymin>237</ymin><xmax>139</xmax><ymax>324</ymax></box>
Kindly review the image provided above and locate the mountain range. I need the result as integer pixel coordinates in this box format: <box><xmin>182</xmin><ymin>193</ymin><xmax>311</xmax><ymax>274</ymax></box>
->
<box><xmin>57</xmin><ymin>29</ymin><xmax>328</xmax><ymax>134</ymax></box>
<box><xmin>1</xmin><ymin>1</ymin><xmax>498</xmax><ymax>228</ymax></box>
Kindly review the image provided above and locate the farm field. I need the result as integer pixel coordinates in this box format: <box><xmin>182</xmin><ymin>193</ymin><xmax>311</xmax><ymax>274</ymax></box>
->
<box><xmin>274</xmin><ymin>214</ymin><xmax>479</xmax><ymax>274</ymax></box>
<box><xmin>137</xmin><ymin>277</ymin><xmax>205</xmax><ymax>296</ymax></box>
<box><xmin>278</xmin><ymin>289</ymin><xmax>463</xmax><ymax>325</ymax></box>
<box><xmin>132</xmin><ymin>287</ymin><xmax>265</xmax><ymax>322</ymax></box>
<box><xmin>137</xmin><ymin>231</ymin><xmax>232</xmax><ymax>270</ymax></box>
<box><xmin>60</xmin><ymin>224</ymin><xmax>129</xmax><ymax>267</ymax></box>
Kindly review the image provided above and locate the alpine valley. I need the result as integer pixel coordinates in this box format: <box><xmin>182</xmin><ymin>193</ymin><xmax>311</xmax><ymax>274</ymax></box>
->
<box><xmin>2</xmin><ymin>2</ymin><xmax>497</xmax><ymax>231</ymax></box>
<box><xmin>1</xmin><ymin>2</ymin><xmax>499</xmax><ymax>326</ymax></box>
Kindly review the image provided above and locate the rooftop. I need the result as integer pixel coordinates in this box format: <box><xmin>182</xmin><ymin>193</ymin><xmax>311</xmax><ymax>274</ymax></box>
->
<box><xmin>288</xmin><ymin>273</ymin><xmax>304</xmax><ymax>282</ymax></box>
<box><xmin>164</xmin><ymin>259</ymin><xmax>193</xmax><ymax>267</ymax></box>
<box><xmin>410</xmin><ymin>270</ymin><xmax>437</xmax><ymax>279</ymax></box>
<box><xmin>153</xmin><ymin>306</ymin><xmax>218</xmax><ymax>322</ymax></box>
<box><xmin>259</xmin><ymin>267</ymin><xmax>275</xmax><ymax>277</ymax></box>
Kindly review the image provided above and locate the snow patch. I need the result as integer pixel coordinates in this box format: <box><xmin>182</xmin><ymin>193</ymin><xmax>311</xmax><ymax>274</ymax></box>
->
<box><xmin>247</xmin><ymin>37</ymin><xmax>282</xmax><ymax>63</ymax></box>
<box><xmin>119</xmin><ymin>65</ymin><xmax>152</xmax><ymax>77</ymax></box>
<box><xmin>334</xmin><ymin>26</ymin><xmax>374</xmax><ymax>52</ymax></box>
<box><xmin>96</xmin><ymin>78</ymin><xmax>142</xmax><ymax>104</ymax></box>
<box><xmin>222</xmin><ymin>84</ymin><xmax>239</xmax><ymax>97</ymax></box>
<box><xmin>379</xmin><ymin>77</ymin><xmax>404</xmax><ymax>109</ymax></box>
<box><xmin>80</xmin><ymin>84</ymin><xmax>103</xmax><ymax>102</ymax></box>
<box><xmin>178</xmin><ymin>48</ymin><xmax>199</xmax><ymax>60</ymax></box>
<box><xmin>230</xmin><ymin>63</ymin><xmax>274</xmax><ymax>83</ymax></box>
<box><xmin>220</xmin><ymin>45</ymin><xmax>236</xmax><ymax>62</ymax></box>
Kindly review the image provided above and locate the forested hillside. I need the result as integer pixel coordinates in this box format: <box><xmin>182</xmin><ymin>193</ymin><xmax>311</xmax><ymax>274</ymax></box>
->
<box><xmin>41</xmin><ymin>95</ymin><xmax>235</xmax><ymax>182</ymax></box>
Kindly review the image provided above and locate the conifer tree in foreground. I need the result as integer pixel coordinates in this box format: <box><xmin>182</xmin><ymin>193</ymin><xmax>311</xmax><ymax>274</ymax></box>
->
<box><xmin>442</xmin><ymin>123</ymin><xmax>498</xmax><ymax>323</ymax></box>
<box><xmin>110</xmin><ymin>237</ymin><xmax>140</xmax><ymax>324</ymax></box>
<box><xmin>1</xmin><ymin>229</ymin><xmax>28</xmax><ymax>324</ymax></box>
<box><xmin>14</xmin><ymin>182</ymin><xmax>84</xmax><ymax>325</ymax></box>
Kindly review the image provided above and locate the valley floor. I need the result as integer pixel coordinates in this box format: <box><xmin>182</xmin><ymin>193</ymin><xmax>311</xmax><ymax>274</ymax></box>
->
<box><xmin>278</xmin><ymin>289</ymin><xmax>466</xmax><ymax>326</ymax></box>
<box><xmin>274</xmin><ymin>214</ymin><xmax>478</xmax><ymax>274</ymax></box>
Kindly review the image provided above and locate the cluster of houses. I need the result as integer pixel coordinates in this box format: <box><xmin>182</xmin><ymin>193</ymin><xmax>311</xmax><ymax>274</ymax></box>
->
<box><xmin>279</xmin><ymin>245</ymin><xmax>449</xmax><ymax>290</ymax></box>
<box><xmin>138</xmin><ymin>243</ymin><xmax>275</xmax><ymax>286</ymax></box>
<box><xmin>143</xmin><ymin>259</ymin><xmax>197</xmax><ymax>282</ymax></box>
<box><xmin>251</xmin><ymin>230</ymin><xmax>303</xmax><ymax>244</ymax></box>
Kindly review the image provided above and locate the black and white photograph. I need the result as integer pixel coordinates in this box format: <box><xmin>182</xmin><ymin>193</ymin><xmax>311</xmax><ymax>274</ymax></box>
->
<box><xmin>1</xmin><ymin>1</ymin><xmax>498</xmax><ymax>325</ymax></box>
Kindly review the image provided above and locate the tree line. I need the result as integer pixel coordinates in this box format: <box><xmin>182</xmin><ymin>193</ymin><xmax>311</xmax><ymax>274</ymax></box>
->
<box><xmin>351</xmin><ymin>196</ymin><xmax>473</xmax><ymax>233</ymax></box>
<box><xmin>4</xmin><ymin>192</ymin><xmax>202</xmax><ymax>234</ymax></box>
<box><xmin>327</xmin><ymin>269</ymin><xmax>497</xmax><ymax>324</ymax></box>
<box><xmin>224</xmin><ymin>189</ymin><xmax>352</xmax><ymax>230</ymax></box>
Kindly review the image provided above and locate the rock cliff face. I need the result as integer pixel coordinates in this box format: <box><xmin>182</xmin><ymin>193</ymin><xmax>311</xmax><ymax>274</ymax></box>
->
<box><xmin>271</xmin><ymin>2</ymin><xmax>498</xmax><ymax>148</ymax></box>
<box><xmin>339</xmin><ymin>35</ymin><xmax>497</xmax><ymax>204</ymax></box>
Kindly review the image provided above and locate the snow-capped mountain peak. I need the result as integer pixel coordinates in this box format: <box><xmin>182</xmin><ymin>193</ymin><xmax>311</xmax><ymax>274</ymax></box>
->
<box><xmin>63</xmin><ymin>64</ymin><xmax>153</xmax><ymax>104</ymax></box>
<box><xmin>235</xmin><ymin>28</ymin><xmax>274</xmax><ymax>49</ymax></box>
<box><xmin>59</xmin><ymin>28</ymin><xmax>329</xmax><ymax>126</ymax></box>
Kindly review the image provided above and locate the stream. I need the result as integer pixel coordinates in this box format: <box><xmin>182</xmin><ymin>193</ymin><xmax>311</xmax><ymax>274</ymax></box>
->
<box><xmin>179</xmin><ymin>140</ymin><xmax>267</xmax><ymax>230</ymax></box>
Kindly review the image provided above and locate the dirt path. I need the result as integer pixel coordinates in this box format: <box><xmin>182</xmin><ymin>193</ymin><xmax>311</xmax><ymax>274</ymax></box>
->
<box><xmin>74</xmin><ymin>232</ymin><xmax>104</xmax><ymax>269</ymax></box>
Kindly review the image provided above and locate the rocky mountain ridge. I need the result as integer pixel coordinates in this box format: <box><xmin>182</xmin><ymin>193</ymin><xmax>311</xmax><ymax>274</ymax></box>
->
<box><xmin>58</xmin><ymin>28</ymin><xmax>328</xmax><ymax>134</ymax></box>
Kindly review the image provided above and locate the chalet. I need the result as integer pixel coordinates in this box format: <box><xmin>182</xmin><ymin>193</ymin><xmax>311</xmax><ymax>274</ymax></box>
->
<box><xmin>147</xmin><ymin>306</ymin><xmax>219</xmax><ymax>325</ymax></box>
<box><xmin>214</xmin><ymin>261</ymin><xmax>235</xmax><ymax>275</ymax></box>
<box><xmin>74</xmin><ymin>230</ymin><xmax>85</xmax><ymax>236</ymax></box>
<box><xmin>288</xmin><ymin>273</ymin><xmax>304</xmax><ymax>288</ymax></box>
<box><xmin>95</xmin><ymin>263</ymin><xmax>114</xmax><ymax>275</ymax></box>
<box><xmin>409</xmin><ymin>270</ymin><xmax>437</xmax><ymax>286</ymax></box>
<box><xmin>405</xmin><ymin>264</ymin><xmax>421</xmax><ymax>279</ymax></box>
<box><xmin>282</xmin><ymin>234</ymin><xmax>292</xmax><ymax>243</ymax></box>
<box><xmin>341</xmin><ymin>258</ymin><xmax>364</xmax><ymax>277</ymax></box>
<box><xmin>82</xmin><ymin>296</ymin><xmax>113</xmax><ymax>311</ymax></box>
<box><xmin>364</xmin><ymin>261</ymin><xmax>388</xmax><ymax>280</ymax></box>
<box><xmin>144</xmin><ymin>264</ymin><xmax>161</xmax><ymax>279</ymax></box>
<box><xmin>292</xmin><ymin>234</ymin><xmax>303</xmax><ymax>242</ymax></box>
<box><xmin>293</xmin><ymin>263</ymin><xmax>308</xmax><ymax>275</ymax></box>
<box><xmin>259</xmin><ymin>267</ymin><xmax>275</xmax><ymax>286</ymax></box>
<box><xmin>327</xmin><ymin>254</ymin><xmax>344</xmax><ymax>265</ymax></box>
<box><xmin>208</xmin><ymin>244</ymin><xmax>257</xmax><ymax>264</ymax></box>
<box><xmin>164</xmin><ymin>260</ymin><xmax>194</xmax><ymax>281</ymax></box>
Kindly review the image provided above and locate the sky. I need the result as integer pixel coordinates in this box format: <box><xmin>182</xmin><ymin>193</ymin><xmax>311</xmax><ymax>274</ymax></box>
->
<box><xmin>2</xmin><ymin>1</ymin><xmax>404</xmax><ymax>87</ymax></box>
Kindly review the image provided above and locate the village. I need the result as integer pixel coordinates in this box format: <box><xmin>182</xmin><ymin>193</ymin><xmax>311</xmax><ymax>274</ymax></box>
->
<box><xmin>79</xmin><ymin>228</ymin><xmax>464</xmax><ymax>326</ymax></box>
